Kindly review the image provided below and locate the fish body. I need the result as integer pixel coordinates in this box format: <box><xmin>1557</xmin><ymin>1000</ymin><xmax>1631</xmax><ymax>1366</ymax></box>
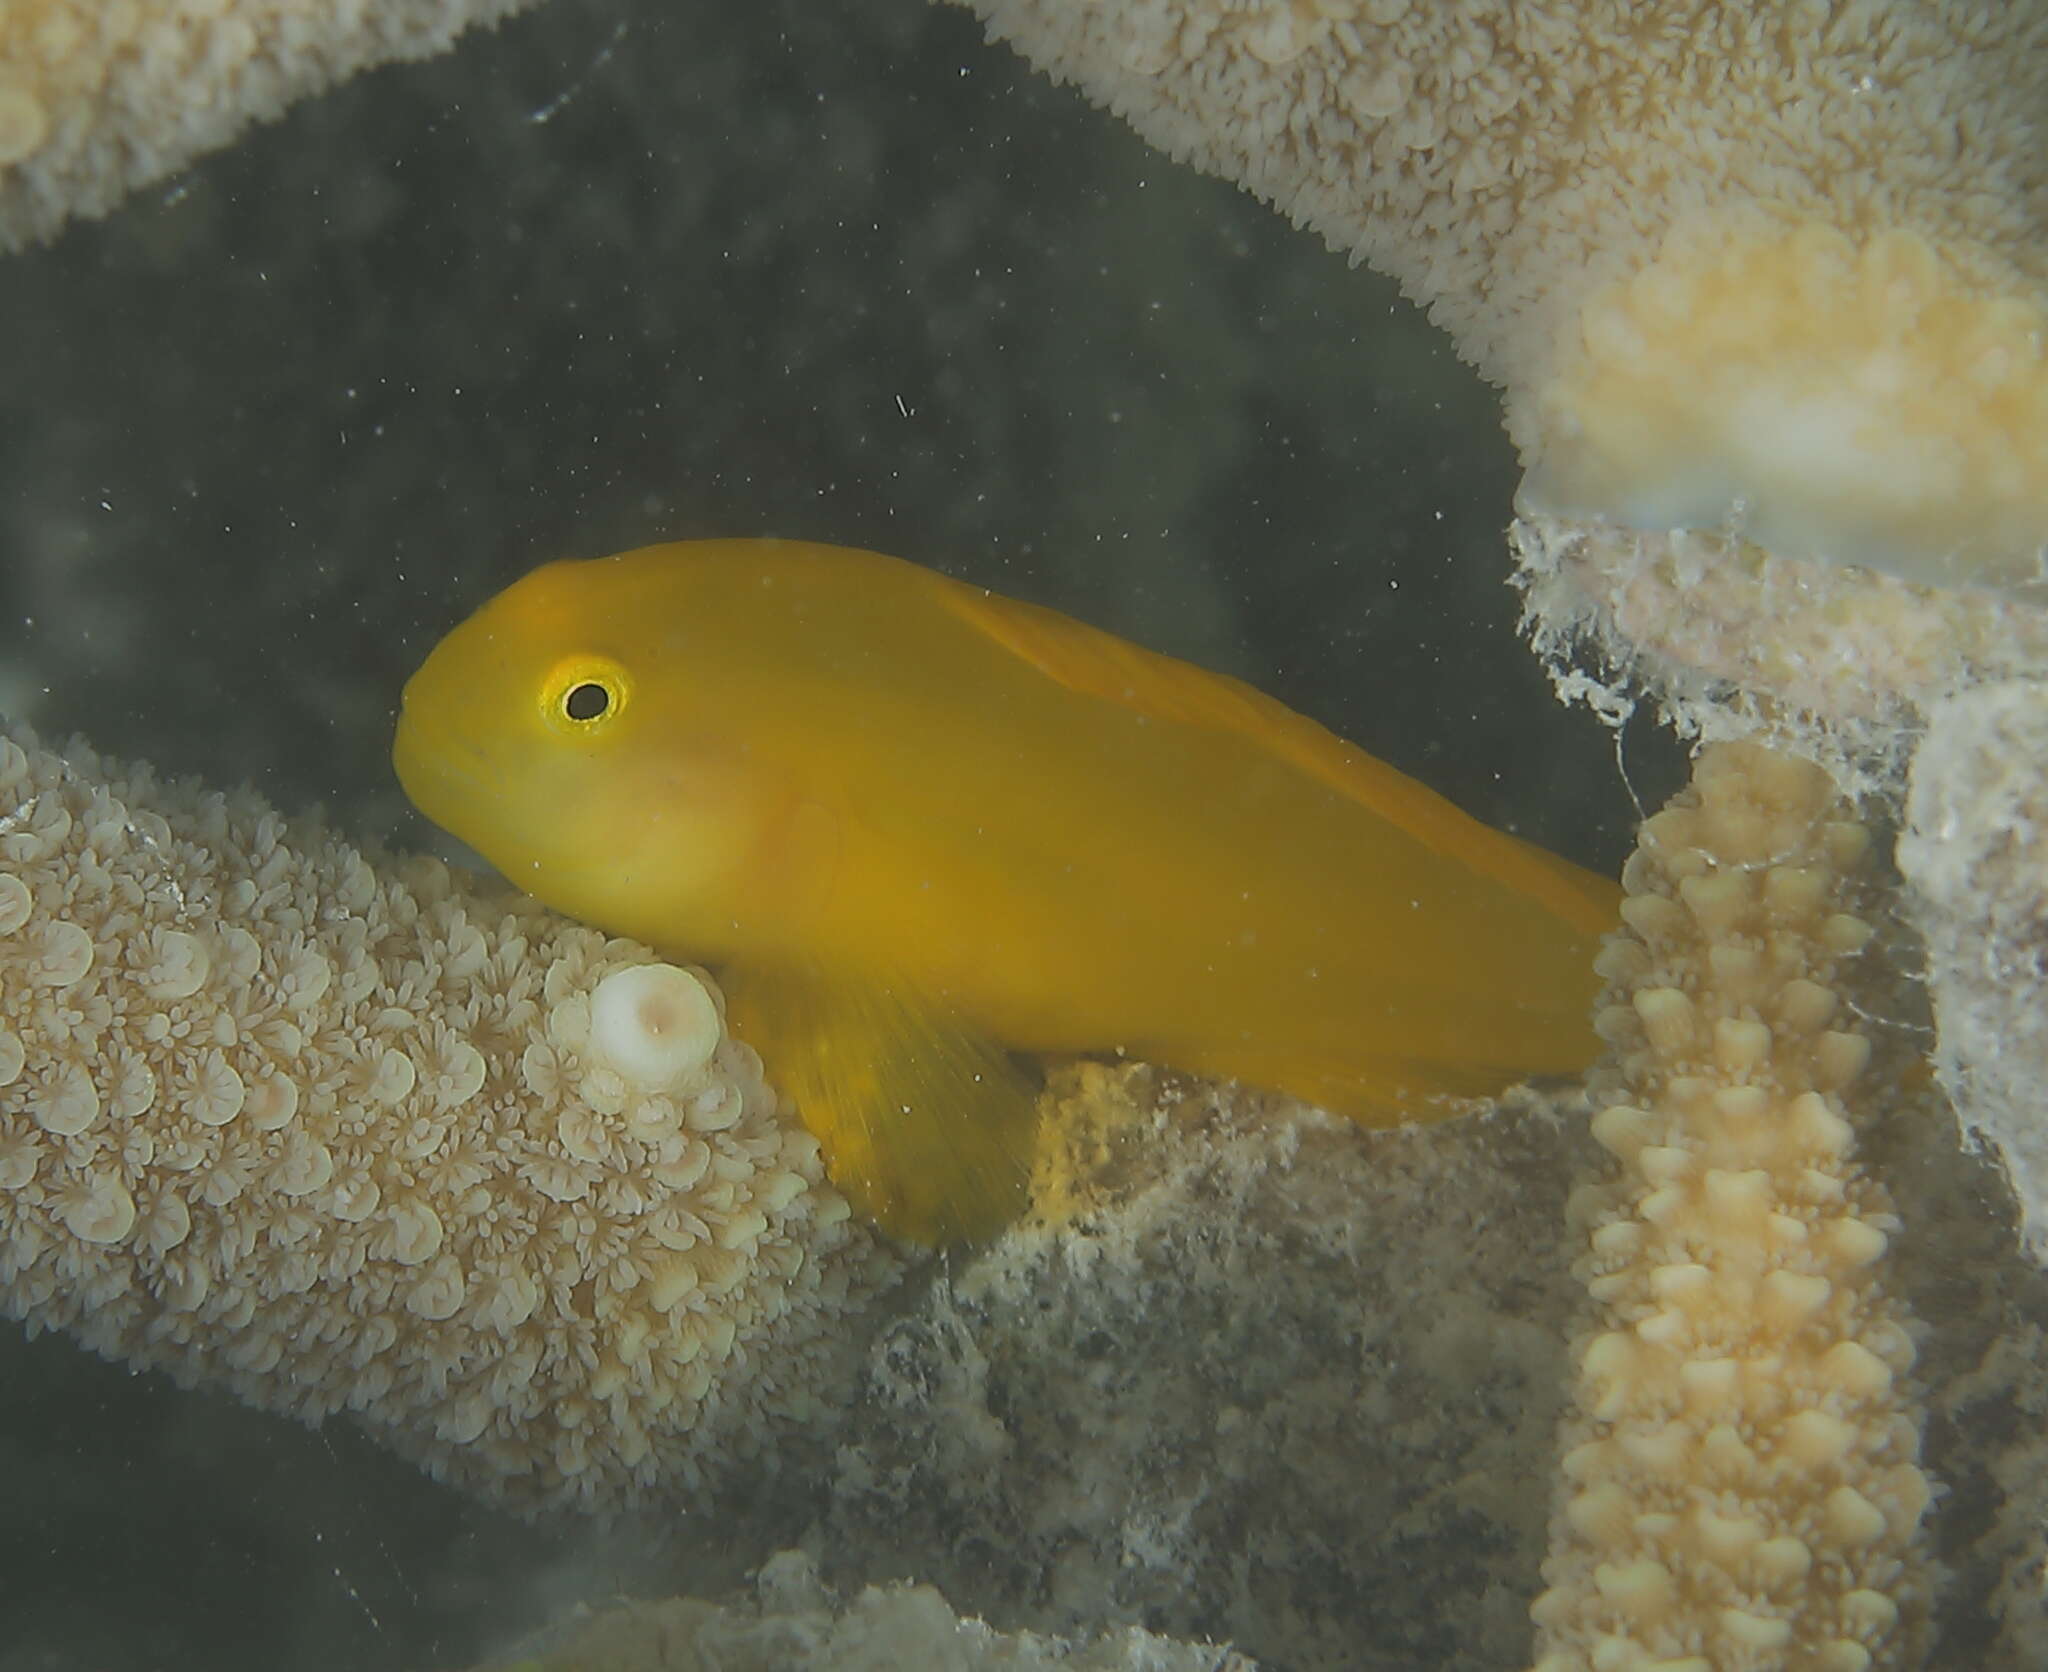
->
<box><xmin>394</xmin><ymin>540</ymin><xmax>1618</xmax><ymax>1241</ymax></box>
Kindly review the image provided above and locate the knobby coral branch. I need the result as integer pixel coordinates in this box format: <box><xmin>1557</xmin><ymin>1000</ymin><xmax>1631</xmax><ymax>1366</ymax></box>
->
<box><xmin>0</xmin><ymin>0</ymin><xmax>541</xmax><ymax>251</ymax></box>
<box><xmin>967</xmin><ymin>0</ymin><xmax>2048</xmax><ymax>605</ymax></box>
<box><xmin>1534</xmin><ymin>742</ymin><xmax>1932</xmax><ymax>1671</ymax></box>
<box><xmin>0</xmin><ymin>727</ymin><xmax>899</xmax><ymax>1513</ymax></box>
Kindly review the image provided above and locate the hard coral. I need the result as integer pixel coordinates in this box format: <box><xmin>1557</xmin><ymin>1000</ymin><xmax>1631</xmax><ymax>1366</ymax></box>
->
<box><xmin>0</xmin><ymin>727</ymin><xmax>898</xmax><ymax>1512</ymax></box>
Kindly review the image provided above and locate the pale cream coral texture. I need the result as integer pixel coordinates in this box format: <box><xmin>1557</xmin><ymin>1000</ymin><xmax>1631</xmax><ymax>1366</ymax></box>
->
<box><xmin>1531</xmin><ymin>743</ymin><xmax>1932</xmax><ymax>1671</ymax></box>
<box><xmin>1510</xmin><ymin>505</ymin><xmax>2048</xmax><ymax>759</ymax></box>
<box><xmin>1898</xmin><ymin>682</ymin><xmax>2048</xmax><ymax>1267</ymax></box>
<box><xmin>0</xmin><ymin>727</ymin><xmax>896</xmax><ymax>1512</ymax></box>
<box><xmin>470</xmin><ymin>1548</ymin><xmax>1260</xmax><ymax>1671</ymax></box>
<box><xmin>968</xmin><ymin>0</ymin><xmax>2048</xmax><ymax>590</ymax></box>
<box><xmin>0</xmin><ymin>0</ymin><xmax>540</xmax><ymax>251</ymax></box>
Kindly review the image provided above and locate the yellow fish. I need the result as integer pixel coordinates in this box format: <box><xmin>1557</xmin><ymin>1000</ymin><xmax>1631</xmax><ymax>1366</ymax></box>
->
<box><xmin>394</xmin><ymin>540</ymin><xmax>1618</xmax><ymax>1243</ymax></box>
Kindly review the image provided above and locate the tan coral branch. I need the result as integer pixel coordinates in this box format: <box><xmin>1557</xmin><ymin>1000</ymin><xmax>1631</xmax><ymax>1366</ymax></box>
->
<box><xmin>0</xmin><ymin>0</ymin><xmax>542</xmax><ymax>251</ymax></box>
<box><xmin>1531</xmin><ymin>742</ymin><xmax>1932</xmax><ymax>1671</ymax></box>
<box><xmin>0</xmin><ymin>727</ymin><xmax>899</xmax><ymax>1512</ymax></box>
<box><xmin>968</xmin><ymin>0</ymin><xmax>2048</xmax><ymax>595</ymax></box>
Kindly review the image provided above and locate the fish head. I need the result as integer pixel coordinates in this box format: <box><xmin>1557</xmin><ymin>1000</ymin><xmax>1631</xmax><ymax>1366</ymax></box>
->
<box><xmin>392</xmin><ymin>552</ymin><xmax>763</xmax><ymax>946</ymax></box>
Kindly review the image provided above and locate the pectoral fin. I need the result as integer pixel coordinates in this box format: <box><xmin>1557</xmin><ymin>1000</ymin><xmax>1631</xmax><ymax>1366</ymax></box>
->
<box><xmin>722</xmin><ymin>963</ymin><xmax>1042</xmax><ymax>1246</ymax></box>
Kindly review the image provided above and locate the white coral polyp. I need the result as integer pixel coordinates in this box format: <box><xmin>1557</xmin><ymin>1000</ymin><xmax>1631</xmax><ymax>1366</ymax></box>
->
<box><xmin>589</xmin><ymin>964</ymin><xmax>723</xmax><ymax>1090</ymax></box>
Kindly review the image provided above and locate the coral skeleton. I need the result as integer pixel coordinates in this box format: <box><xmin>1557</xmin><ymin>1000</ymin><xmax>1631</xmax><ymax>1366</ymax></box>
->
<box><xmin>0</xmin><ymin>727</ymin><xmax>898</xmax><ymax>1512</ymax></box>
<box><xmin>0</xmin><ymin>0</ymin><xmax>543</xmax><ymax>250</ymax></box>
<box><xmin>1532</xmin><ymin>743</ymin><xmax>1932</xmax><ymax>1671</ymax></box>
<box><xmin>966</xmin><ymin>0</ymin><xmax>2048</xmax><ymax>603</ymax></box>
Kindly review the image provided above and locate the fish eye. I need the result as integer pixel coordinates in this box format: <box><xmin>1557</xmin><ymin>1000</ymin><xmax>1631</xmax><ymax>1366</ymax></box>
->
<box><xmin>541</xmin><ymin>655</ymin><xmax>631</xmax><ymax>735</ymax></box>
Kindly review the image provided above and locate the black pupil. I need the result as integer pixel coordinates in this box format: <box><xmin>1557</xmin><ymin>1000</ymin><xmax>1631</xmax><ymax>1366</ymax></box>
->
<box><xmin>565</xmin><ymin>682</ymin><xmax>610</xmax><ymax>721</ymax></box>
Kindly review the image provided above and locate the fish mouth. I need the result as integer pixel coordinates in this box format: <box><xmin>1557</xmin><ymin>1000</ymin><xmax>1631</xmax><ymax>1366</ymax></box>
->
<box><xmin>390</xmin><ymin>703</ymin><xmax>621</xmax><ymax>906</ymax></box>
<box><xmin>390</xmin><ymin>704</ymin><xmax>500</xmax><ymax>842</ymax></box>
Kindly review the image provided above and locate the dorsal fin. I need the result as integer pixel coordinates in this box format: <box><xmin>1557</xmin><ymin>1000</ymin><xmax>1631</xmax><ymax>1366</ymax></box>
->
<box><xmin>937</xmin><ymin>580</ymin><xmax>1618</xmax><ymax>937</ymax></box>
